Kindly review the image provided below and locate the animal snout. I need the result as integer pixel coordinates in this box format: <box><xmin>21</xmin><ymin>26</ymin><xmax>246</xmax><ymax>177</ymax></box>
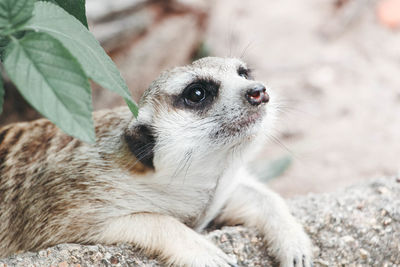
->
<box><xmin>245</xmin><ymin>84</ymin><xmax>269</xmax><ymax>106</ymax></box>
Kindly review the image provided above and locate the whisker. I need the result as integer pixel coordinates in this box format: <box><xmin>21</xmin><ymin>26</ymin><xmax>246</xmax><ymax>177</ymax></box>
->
<box><xmin>168</xmin><ymin>150</ymin><xmax>193</xmax><ymax>184</ymax></box>
<box><xmin>132</xmin><ymin>142</ymin><xmax>155</xmax><ymax>159</ymax></box>
<box><xmin>182</xmin><ymin>150</ymin><xmax>193</xmax><ymax>184</ymax></box>
<box><xmin>240</xmin><ymin>40</ymin><xmax>255</xmax><ymax>60</ymax></box>
<box><xmin>127</xmin><ymin>142</ymin><xmax>156</xmax><ymax>169</ymax></box>
<box><xmin>265</xmin><ymin>134</ymin><xmax>301</xmax><ymax>162</ymax></box>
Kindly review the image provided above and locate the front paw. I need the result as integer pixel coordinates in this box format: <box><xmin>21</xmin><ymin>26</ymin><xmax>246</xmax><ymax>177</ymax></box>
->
<box><xmin>165</xmin><ymin>236</ymin><xmax>238</xmax><ymax>267</ymax></box>
<box><xmin>267</xmin><ymin>224</ymin><xmax>313</xmax><ymax>267</ymax></box>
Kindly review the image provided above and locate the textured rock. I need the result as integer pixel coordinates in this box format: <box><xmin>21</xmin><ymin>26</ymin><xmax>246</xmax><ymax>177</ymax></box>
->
<box><xmin>293</xmin><ymin>176</ymin><xmax>400</xmax><ymax>266</ymax></box>
<box><xmin>1</xmin><ymin>176</ymin><xmax>399</xmax><ymax>266</ymax></box>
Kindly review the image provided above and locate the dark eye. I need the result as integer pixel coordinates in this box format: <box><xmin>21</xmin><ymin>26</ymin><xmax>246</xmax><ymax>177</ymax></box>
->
<box><xmin>184</xmin><ymin>84</ymin><xmax>208</xmax><ymax>105</ymax></box>
<box><xmin>238</xmin><ymin>66</ymin><xmax>250</xmax><ymax>79</ymax></box>
<box><xmin>176</xmin><ymin>79</ymin><xmax>219</xmax><ymax>110</ymax></box>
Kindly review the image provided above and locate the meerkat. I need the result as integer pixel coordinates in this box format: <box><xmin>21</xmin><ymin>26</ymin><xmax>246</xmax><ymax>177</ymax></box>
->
<box><xmin>0</xmin><ymin>57</ymin><xmax>312</xmax><ymax>267</ymax></box>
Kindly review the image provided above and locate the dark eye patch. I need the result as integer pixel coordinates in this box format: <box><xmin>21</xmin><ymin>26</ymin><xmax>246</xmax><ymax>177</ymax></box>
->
<box><xmin>173</xmin><ymin>78</ymin><xmax>220</xmax><ymax>111</ymax></box>
<box><xmin>237</xmin><ymin>66</ymin><xmax>253</xmax><ymax>80</ymax></box>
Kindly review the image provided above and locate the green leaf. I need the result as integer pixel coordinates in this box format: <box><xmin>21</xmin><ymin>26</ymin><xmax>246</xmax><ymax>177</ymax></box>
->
<box><xmin>39</xmin><ymin>0</ymin><xmax>88</xmax><ymax>28</ymax></box>
<box><xmin>0</xmin><ymin>71</ymin><xmax>4</xmax><ymax>114</ymax></box>
<box><xmin>0</xmin><ymin>36</ymin><xmax>8</xmax><ymax>61</ymax></box>
<box><xmin>0</xmin><ymin>31</ymin><xmax>27</xmax><ymax>61</ymax></box>
<box><xmin>0</xmin><ymin>0</ymin><xmax>34</xmax><ymax>34</ymax></box>
<box><xmin>125</xmin><ymin>98</ymin><xmax>139</xmax><ymax>117</ymax></box>
<box><xmin>3</xmin><ymin>32</ymin><xmax>95</xmax><ymax>143</ymax></box>
<box><xmin>25</xmin><ymin>2</ymin><xmax>139</xmax><ymax>117</ymax></box>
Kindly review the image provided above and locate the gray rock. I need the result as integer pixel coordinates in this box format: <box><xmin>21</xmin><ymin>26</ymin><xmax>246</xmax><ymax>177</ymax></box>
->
<box><xmin>1</xmin><ymin>176</ymin><xmax>399</xmax><ymax>266</ymax></box>
<box><xmin>294</xmin><ymin>176</ymin><xmax>400</xmax><ymax>266</ymax></box>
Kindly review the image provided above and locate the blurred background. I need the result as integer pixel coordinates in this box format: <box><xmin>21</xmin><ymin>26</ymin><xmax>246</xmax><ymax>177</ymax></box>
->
<box><xmin>1</xmin><ymin>0</ymin><xmax>399</xmax><ymax>196</ymax></box>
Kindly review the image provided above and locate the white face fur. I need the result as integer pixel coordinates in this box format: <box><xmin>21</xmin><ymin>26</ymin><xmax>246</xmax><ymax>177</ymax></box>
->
<box><xmin>134</xmin><ymin>57</ymin><xmax>277</xmax><ymax>173</ymax></box>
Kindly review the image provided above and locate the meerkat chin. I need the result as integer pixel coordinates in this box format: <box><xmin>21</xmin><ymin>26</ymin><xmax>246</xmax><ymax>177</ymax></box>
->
<box><xmin>0</xmin><ymin>57</ymin><xmax>313</xmax><ymax>267</ymax></box>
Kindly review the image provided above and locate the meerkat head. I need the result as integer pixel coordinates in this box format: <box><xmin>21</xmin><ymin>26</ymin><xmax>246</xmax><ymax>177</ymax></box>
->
<box><xmin>125</xmin><ymin>57</ymin><xmax>277</xmax><ymax>171</ymax></box>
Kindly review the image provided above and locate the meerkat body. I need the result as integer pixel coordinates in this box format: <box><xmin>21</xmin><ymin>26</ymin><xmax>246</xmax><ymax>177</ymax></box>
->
<box><xmin>0</xmin><ymin>57</ymin><xmax>312</xmax><ymax>266</ymax></box>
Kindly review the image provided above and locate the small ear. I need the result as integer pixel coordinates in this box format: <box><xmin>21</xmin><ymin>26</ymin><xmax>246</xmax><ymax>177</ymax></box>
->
<box><xmin>124</xmin><ymin>124</ymin><xmax>155</xmax><ymax>169</ymax></box>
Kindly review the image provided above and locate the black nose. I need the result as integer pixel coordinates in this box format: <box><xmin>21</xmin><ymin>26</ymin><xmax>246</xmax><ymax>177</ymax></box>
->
<box><xmin>245</xmin><ymin>84</ymin><xmax>269</xmax><ymax>106</ymax></box>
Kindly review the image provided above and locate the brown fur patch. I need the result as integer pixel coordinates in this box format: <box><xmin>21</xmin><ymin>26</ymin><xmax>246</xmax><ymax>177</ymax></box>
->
<box><xmin>1</xmin><ymin>128</ymin><xmax>24</xmax><ymax>149</ymax></box>
<box><xmin>125</xmin><ymin>159</ymin><xmax>153</xmax><ymax>175</ymax></box>
<box><xmin>0</xmin><ymin>106</ymin><xmax>152</xmax><ymax>257</ymax></box>
<box><xmin>0</xmin><ymin>127</ymin><xmax>25</xmax><ymax>175</ymax></box>
<box><xmin>71</xmin><ymin>139</ymin><xmax>82</xmax><ymax>149</ymax></box>
<box><xmin>104</xmin><ymin>148</ymin><xmax>153</xmax><ymax>176</ymax></box>
<box><xmin>1</xmin><ymin>121</ymin><xmax>56</xmax><ymax>170</ymax></box>
<box><xmin>56</xmin><ymin>135</ymin><xmax>74</xmax><ymax>151</ymax></box>
<box><xmin>0</xmin><ymin>126</ymin><xmax>11</xmax><ymax>145</ymax></box>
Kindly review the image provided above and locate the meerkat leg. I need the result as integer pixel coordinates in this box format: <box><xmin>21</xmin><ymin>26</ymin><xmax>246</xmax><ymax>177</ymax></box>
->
<box><xmin>97</xmin><ymin>213</ymin><xmax>237</xmax><ymax>267</ymax></box>
<box><xmin>216</xmin><ymin>170</ymin><xmax>313</xmax><ymax>267</ymax></box>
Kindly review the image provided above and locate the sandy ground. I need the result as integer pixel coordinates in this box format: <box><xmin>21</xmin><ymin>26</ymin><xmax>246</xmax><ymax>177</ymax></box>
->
<box><xmin>206</xmin><ymin>0</ymin><xmax>400</xmax><ymax>196</ymax></box>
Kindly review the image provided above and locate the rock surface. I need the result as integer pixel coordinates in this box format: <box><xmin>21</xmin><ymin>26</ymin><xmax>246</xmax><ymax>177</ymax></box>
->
<box><xmin>1</xmin><ymin>176</ymin><xmax>399</xmax><ymax>266</ymax></box>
